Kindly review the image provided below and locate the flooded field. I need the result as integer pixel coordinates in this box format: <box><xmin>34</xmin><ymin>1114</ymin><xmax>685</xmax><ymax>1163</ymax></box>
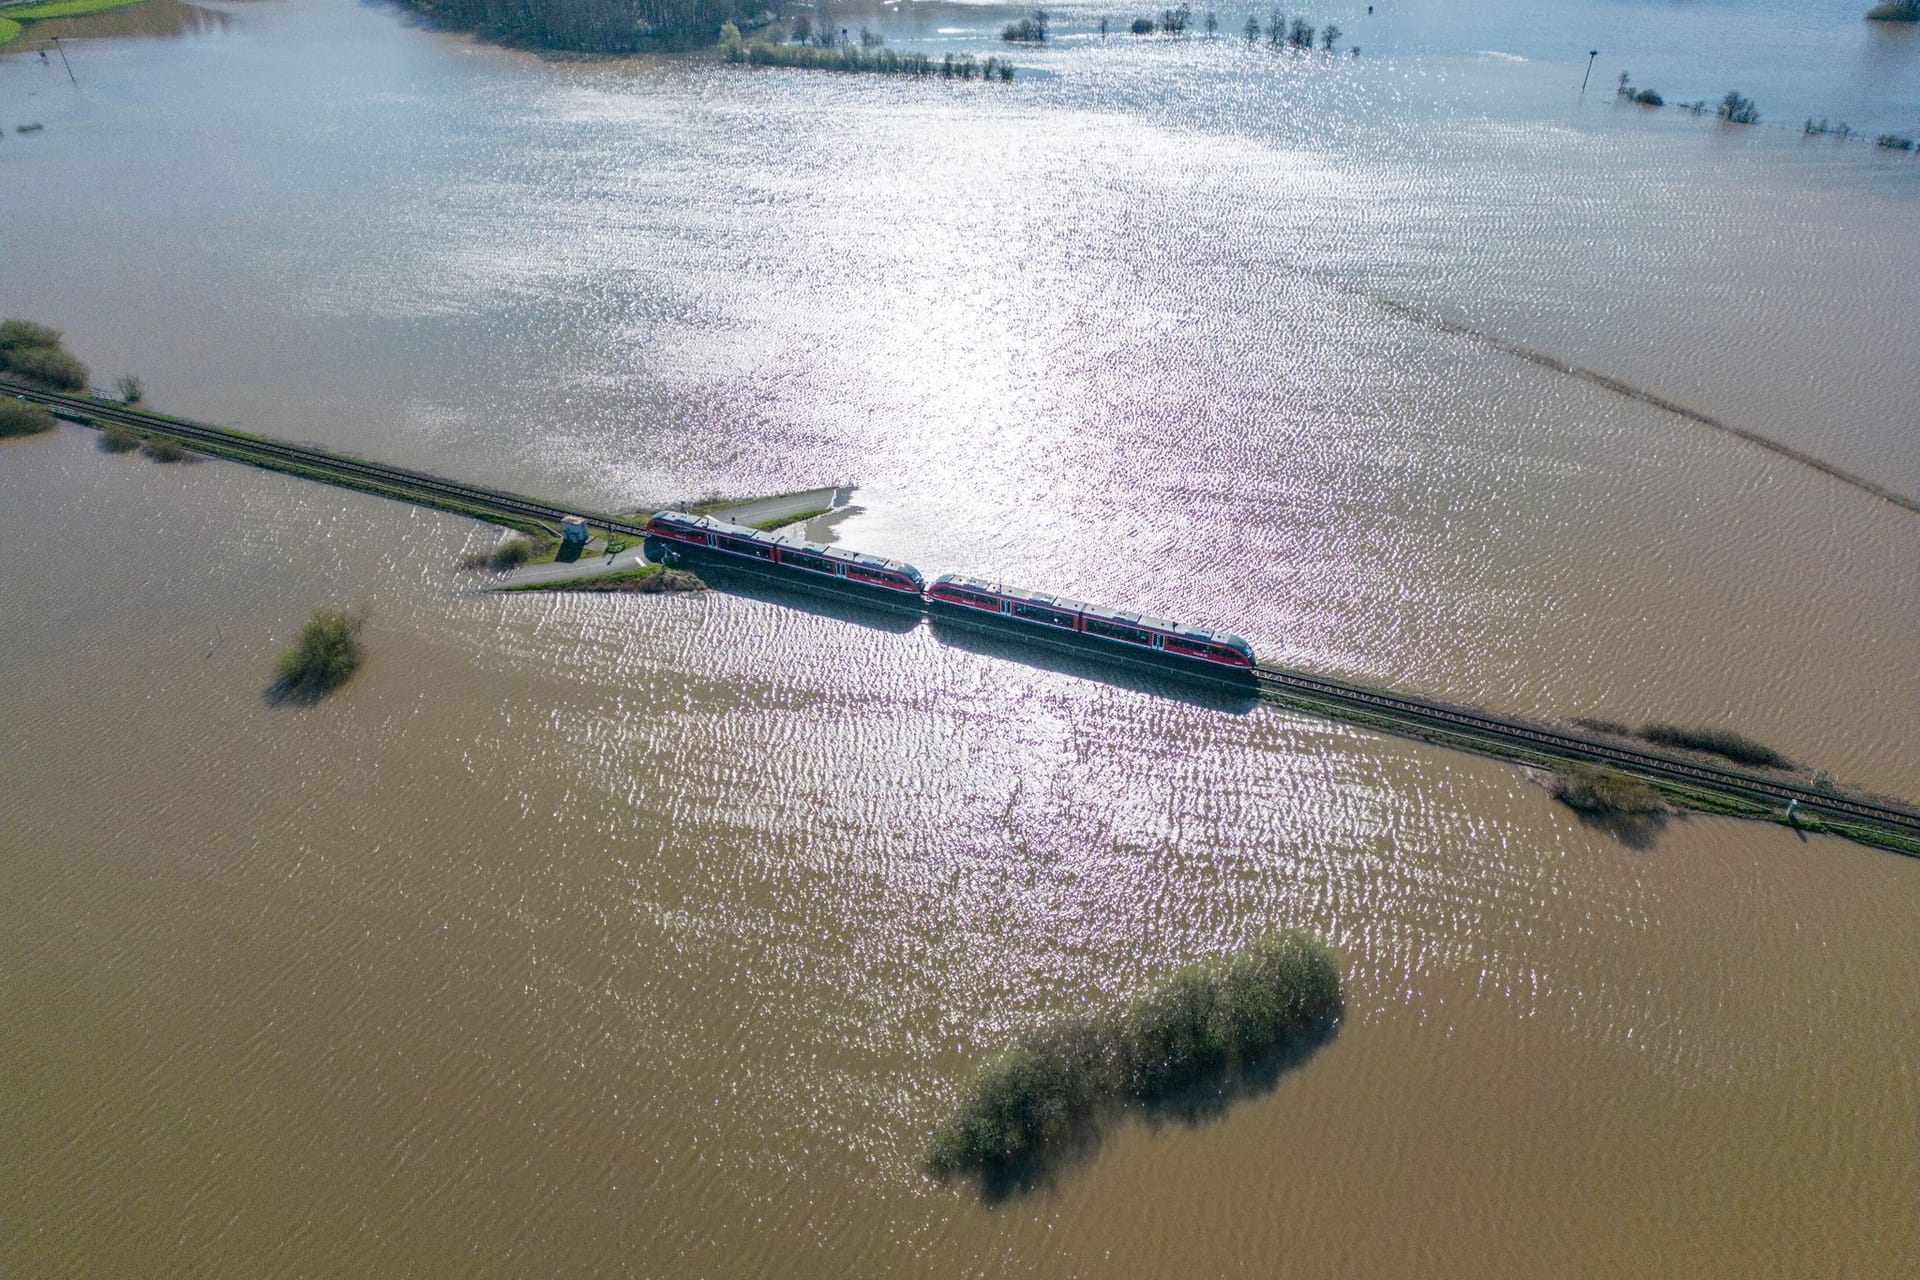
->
<box><xmin>3</xmin><ymin>1</ymin><xmax>1917</xmax><ymax>1274</ymax></box>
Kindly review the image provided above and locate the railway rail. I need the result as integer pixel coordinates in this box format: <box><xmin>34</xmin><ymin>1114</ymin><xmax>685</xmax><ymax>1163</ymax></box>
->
<box><xmin>1253</xmin><ymin>664</ymin><xmax>1920</xmax><ymax>839</ymax></box>
<box><xmin>12</xmin><ymin>379</ymin><xmax>1917</xmax><ymax>849</ymax></box>
<box><xmin>4</xmin><ymin>380</ymin><xmax>653</xmax><ymax>540</ymax></box>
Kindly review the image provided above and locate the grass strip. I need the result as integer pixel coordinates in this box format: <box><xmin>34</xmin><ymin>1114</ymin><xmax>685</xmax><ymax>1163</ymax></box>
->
<box><xmin>751</xmin><ymin>506</ymin><xmax>831</xmax><ymax>531</ymax></box>
<box><xmin>3</xmin><ymin>0</ymin><xmax>151</xmax><ymax>20</ymax></box>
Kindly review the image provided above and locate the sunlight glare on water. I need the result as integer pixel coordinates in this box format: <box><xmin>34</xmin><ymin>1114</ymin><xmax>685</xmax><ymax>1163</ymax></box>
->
<box><xmin>1</xmin><ymin>1</ymin><xmax>1917</xmax><ymax>1275</ymax></box>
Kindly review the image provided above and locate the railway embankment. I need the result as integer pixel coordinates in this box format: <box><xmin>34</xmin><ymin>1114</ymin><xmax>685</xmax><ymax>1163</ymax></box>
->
<box><xmin>10</xmin><ymin>378</ymin><xmax>1918</xmax><ymax>857</ymax></box>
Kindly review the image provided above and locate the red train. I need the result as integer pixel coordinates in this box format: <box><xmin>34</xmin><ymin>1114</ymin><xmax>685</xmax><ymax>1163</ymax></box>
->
<box><xmin>643</xmin><ymin>511</ymin><xmax>1256</xmax><ymax>669</ymax></box>
<box><xmin>925</xmin><ymin>574</ymin><xmax>1256</xmax><ymax>668</ymax></box>
<box><xmin>645</xmin><ymin>511</ymin><xmax>924</xmax><ymax>594</ymax></box>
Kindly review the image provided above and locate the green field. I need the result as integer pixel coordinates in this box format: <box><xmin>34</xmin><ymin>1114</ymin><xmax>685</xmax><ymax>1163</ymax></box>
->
<box><xmin>1</xmin><ymin>0</ymin><xmax>150</xmax><ymax>42</ymax></box>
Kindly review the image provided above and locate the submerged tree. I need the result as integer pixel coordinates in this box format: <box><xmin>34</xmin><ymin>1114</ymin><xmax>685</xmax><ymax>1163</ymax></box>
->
<box><xmin>1718</xmin><ymin>90</ymin><xmax>1760</xmax><ymax>124</ymax></box>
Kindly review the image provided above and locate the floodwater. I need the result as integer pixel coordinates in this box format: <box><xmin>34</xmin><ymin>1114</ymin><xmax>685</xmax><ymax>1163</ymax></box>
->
<box><xmin>2</xmin><ymin>1</ymin><xmax>1917</xmax><ymax>1275</ymax></box>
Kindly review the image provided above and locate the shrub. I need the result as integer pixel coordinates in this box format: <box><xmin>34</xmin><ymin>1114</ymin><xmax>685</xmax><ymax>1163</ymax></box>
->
<box><xmin>97</xmin><ymin>426</ymin><xmax>141</xmax><ymax>453</ymax></box>
<box><xmin>1002</xmin><ymin>13</ymin><xmax>1047</xmax><ymax>42</ymax></box>
<box><xmin>1551</xmin><ymin>763</ymin><xmax>1665</xmax><ymax>816</ymax></box>
<box><xmin>116</xmin><ymin>373</ymin><xmax>144</xmax><ymax>403</ymax></box>
<box><xmin>1876</xmin><ymin>133</ymin><xmax>1914</xmax><ymax>150</ymax></box>
<box><xmin>1130</xmin><ymin>16</ymin><xmax>1154</xmax><ymax>34</ymax></box>
<box><xmin>274</xmin><ymin>608</ymin><xmax>366</xmax><ymax>700</ymax></box>
<box><xmin>927</xmin><ymin>930</ymin><xmax>1340</xmax><ymax>1182</ymax></box>
<box><xmin>717</xmin><ymin>20</ymin><xmax>744</xmax><ymax>61</ymax></box>
<box><xmin>1718</xmin><ymin>91</ymin><xmax>1759</xmax><ymax>125</ymax></box>
<box><xmin>0</xmin><ymin>318</ymin><xmax>62</xmax><ymax>353</ymax></box>
<box><xmin>1632</xmin><ymin>88</ymin><xmax>1663</xmax><ymax>106</ymax></box>
<box><xmin>1638</xmin><ymin>723</ymin><xmax>1790</xmax><ymax>769</ymax></box>
<box><xmin>489</xmin><ymin>535</ymin><xmax>534</xmax><ymax>570</ymax></box>
<box><xmin>141</xmin><ymin>436</ymin><xmax>190</xmax><ymax>462</ymax></box>
<box><xmin>1865</xmin><ymin>0</ymin><xmax>1919</xmax><ymax>20</ymax></box>
<box><xmin>2</xmin><ymin>342</ymin><xmax>89</xmax><ymax>390</ymax></box>
<box><xmin>0</xmin><ymin>398</ymin><xmax>57</xmax><ymax>438</ymax></box>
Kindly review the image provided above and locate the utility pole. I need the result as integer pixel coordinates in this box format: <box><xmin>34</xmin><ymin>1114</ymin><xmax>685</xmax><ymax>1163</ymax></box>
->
<box><xmin>1580</xmin><ymin>49</ymin><xmax>1597</xmax><ymax>94</ymax></box>
<box><xmin>51</xmin><ymin>36</ymin><xmax>77</xmax><ymax>86</ymax></box>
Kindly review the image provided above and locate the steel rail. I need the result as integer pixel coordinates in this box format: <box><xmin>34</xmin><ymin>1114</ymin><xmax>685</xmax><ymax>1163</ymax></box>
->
<box><xmin>4</xmin><ymin>382</ymin><xmax>655</xmax><ymax>538</ymax></box>
<box><xmin>1253</xmin><ymin>664</ymin><xmax>1920</xmax><ymax>836</ymax></box>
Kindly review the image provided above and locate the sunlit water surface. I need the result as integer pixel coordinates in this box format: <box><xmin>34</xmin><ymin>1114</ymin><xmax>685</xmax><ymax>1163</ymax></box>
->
<box><xmin>2</xmin><ymin>1</ymin><xmax>1917</xmax><ymax>1275</ymax></box>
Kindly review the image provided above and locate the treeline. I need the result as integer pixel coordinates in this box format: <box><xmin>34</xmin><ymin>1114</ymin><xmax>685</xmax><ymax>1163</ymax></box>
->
<box><xmin>397</xmin><ymin>0</ymin><xmax>775</xmax><ymax>52</ymax></box>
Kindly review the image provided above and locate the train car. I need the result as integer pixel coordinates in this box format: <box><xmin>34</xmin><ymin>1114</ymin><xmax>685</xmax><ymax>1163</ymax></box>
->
<box><xmin>925</xmin><ymin>574</ymin><xmax>1256</xmax><ymax>669</ymax></box>
<box><xmin>644</xmin><ymin>511</ymin><xmax>925</xmax><ymax>595</ymax></box>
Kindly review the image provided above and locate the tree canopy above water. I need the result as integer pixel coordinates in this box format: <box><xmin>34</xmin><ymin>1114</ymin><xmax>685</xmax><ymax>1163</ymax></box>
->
<box><xmin>401</xmin><ymin>0</ymin><xmax>774</xmax><ymax>52</ymax></box>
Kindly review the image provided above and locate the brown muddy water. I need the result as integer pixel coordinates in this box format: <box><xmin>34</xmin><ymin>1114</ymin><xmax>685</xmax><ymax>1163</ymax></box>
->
<box><xmin>3</xmin><ymin>1</ymin><xmax>1918</xmax><ymax>1275</ymax></box>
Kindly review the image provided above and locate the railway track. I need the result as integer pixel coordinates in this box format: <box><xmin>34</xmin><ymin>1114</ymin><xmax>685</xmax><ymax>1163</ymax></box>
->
<box><xmin>13</xmin><ymin>380</ymin><xmax>1917</xmax><ymax>848</ymax></box>
<box><xmin>1253</xmin><ymin>664</ymin><xmax>1920</xmax><ymax>839</ymax></box>
<box><xmin>4</xmin><ymin>381</ymin><xmax>654</xmax><ymax>539</ymax></box>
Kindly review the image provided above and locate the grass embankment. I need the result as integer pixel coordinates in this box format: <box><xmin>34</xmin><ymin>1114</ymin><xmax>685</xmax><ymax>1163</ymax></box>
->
<box><xmin>0</xmin><ymin>0</ymin><xmax>150</xmax><ymax>44</ymax></box>
<box><xmin>0</xmin><ymin>319</ymin><xmax>89</xmax><ymax>391</ymax></box>
<box><xmin>273</xmin><ymin>608</ymin><xmax>365</xmax><ymax>702</ymax></box>
<box><xmin>2</xmin><ymin>0</ymin><xmax>152</xmax><ymax>17</ymax></box>
<box><xmin>461</xmin><ymin>526</ymin><xmax>639</xmax><ymax>572</ymax></box>
<box><xmin>498</xmin><ymin>563</ymin><xmax>706</xmax><ymax>594</ymax></box>
<box><xmin>46</xmin><ymin>396</ymin><xmax>564</xmax><ymax>536</ymax></box>
<box><xmin>928</xmin><ymin>931</ymin><xmax>1341</xmax><ymax>1188</ymax></box>
<box><xmin>752</xmin><ymin>507</ymin><xmax>830</xmax><ymax>531</ymax></box>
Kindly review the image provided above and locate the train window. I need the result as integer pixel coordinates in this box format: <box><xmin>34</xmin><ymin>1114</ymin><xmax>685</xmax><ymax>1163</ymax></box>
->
<box><xmin>717</xmin><ymin>537</ymin><xmax>774</xmax><ymax>560</ymax></box>
<box><xmin>781</xmin><ymin>551</ymin><xmax>836</xmax><ymax>575</ymax></box>
<box><xmin>942</xmin><ymin>588</ymin><xmax>998</xmax><ymax>609</ymax></box>
<box><xmin>1084</xmin><ymin>619</ymin><xmax>1152</xmax><ymax>646</ymax></box>
<box><xmin>1010</xmin><ymin>603</ymin><xmax>1075</xmax><ymax>628</ymax></box>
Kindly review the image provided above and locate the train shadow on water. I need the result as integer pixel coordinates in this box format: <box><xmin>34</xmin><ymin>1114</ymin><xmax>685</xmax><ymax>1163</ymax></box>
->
<box><xmin>928</xmin><ymin>610</ymin><xmax>1261</xmax><ymax>715</ymax></box>
<box><xmin>646</xmin><ymin>543</ymin><xmax>923</xmax><ymax>636</ymax></box>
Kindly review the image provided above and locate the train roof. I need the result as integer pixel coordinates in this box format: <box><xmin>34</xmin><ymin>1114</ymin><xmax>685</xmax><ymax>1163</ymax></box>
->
<box><xmin>932</xmin><ymin>574</ymin><xmax>1250</xmax><ymax>650</ymax></box>
<box><xmin>652</xmin><ymin>511</ymin><xmax>923</xmax><ymax>577</ymax></box>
